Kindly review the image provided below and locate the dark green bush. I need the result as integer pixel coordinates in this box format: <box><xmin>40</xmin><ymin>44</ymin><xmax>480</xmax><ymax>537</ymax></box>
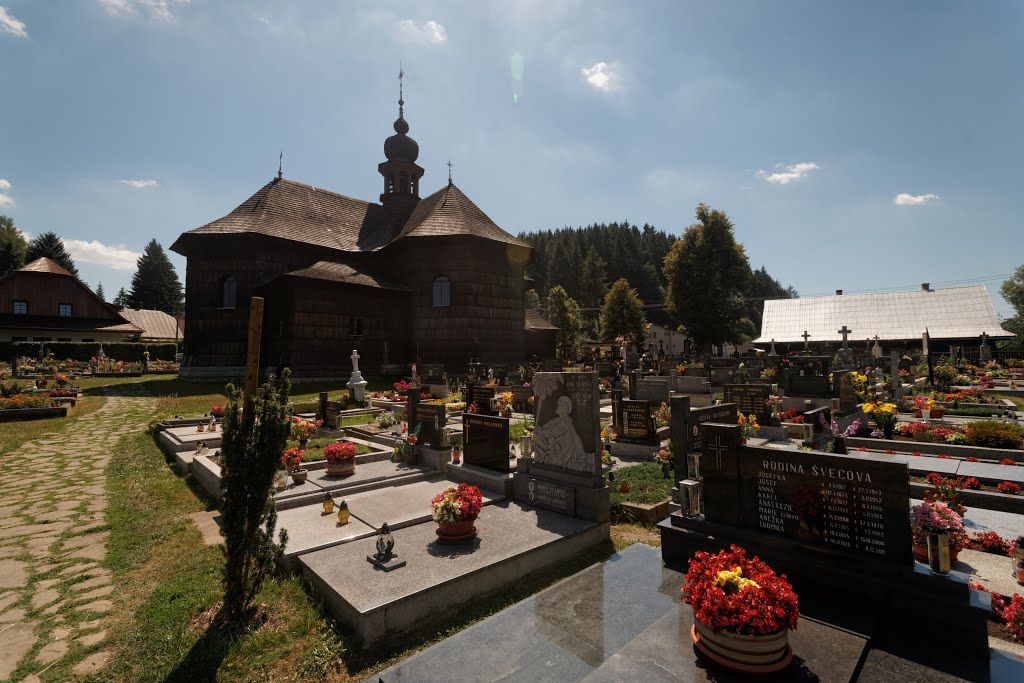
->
<box><xmin>0</xmin><ymin>341</ymin><xmax>177</xmax><ymax>362</ymax></box>
<box><xmin>964</xmin><ymin>420</ymin><xmax>1024</xmax><ymax>449</ymax></box>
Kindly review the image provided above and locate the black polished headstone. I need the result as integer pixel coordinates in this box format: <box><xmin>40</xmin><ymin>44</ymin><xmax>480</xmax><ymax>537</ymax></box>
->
<box><xmin>686</xmin><ymin>403</ymin><xmax>738</xmax><ymax>452</ymax></box>
<box><xmin>510</xmin><ymin>385</ymin><xmax>532</xmax><ymax>413</ymax></box>
<box><xmin>635</xmin><ymin>377</ymin><xmax>670</xmax><ymax>406</ymax></box>
<box><xmin>462</xmin><ymin>414</ymin><xmax>510</xmax><ymax>472</ymax></box>
<box><xmin>700</xmin><ymin>423</ymin><xmax>743</xmax><ymax>526</ymax></box>
<box><xmin>419</xmin><ymin>364</ymin><xmax>446</xmax><ymax>385</ymax></box>
<box><xmin>724</xmin><ymin>383</ymin><xmax>771</xmax><ymax>424</ymax></box>
<box><xmin>416</xmin><ymin>402</ymin><xmax>446</xmax><ymax>447</ymax></box>
<box><xmin>464</xmin><ymin>385</ymin><xmax>495</xmax><ymax>414</ymax></box>
<box><xmin>834</xmin><ymin>369</ymin><xmax>858</xmax><ymax>413</ymax></box>
<box><xmin>621</xmin><ymin>399</ymin><xmax>653</xmax><ymax>440</ymax></box>
<box><xmin>405</xmin><ymin>387</ymin><xmax>421</xmax><ymax>428</ymax></box>
<box><xmin>669</xmin><ymin>396</ymin><xmax>691</xmax><ymax>483</ymax></box>
<box><xmin>738</xmin><ymin>446</ymin><xmax>912</xmax><ymax>563</ymax></box>
<box><xmin>610</xmin><ymin>389</ymin><xmax>623</xmax><ymax>434</ymax></box>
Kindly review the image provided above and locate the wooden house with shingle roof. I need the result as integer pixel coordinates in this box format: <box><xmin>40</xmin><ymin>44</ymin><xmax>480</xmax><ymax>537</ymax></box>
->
<box><xmin>0</xmin><ymin>258</ymin><xmax>142</xmax><ymax>342</ymax></box>
<box><xmin>171</xmin><ymin>92</ymin><xmax>552</xmax><ymax>378</ymax></box>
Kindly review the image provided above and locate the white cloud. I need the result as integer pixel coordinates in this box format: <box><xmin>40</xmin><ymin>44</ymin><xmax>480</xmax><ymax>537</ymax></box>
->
<box><xmin>0</xmin><ymin>6</ymin><xmax>27</xmax><ymax>38</ymax></box>
<box><xmin>756</xmin><ymin>162</ymin><xmax>820</xmax><ymax>185</ymax></box>
<box><xmin>118</xmin><ymin>178</ymin><xmax>159</xmax><ymax>189</ymax></box>
<box><xmin>0</xmin><ymin>178</ymin><xmax>12</xmax><ymax>207</ymax></box>
<box><xmin>98</xmin><ymin>0</ymin><xmax>190</xmax><ymax>22</ymax></box>
<box><xmin>581</xmin><ymin>62</ymin><xmax>616</xmax><ymax>92</ymax></box>
<box><xmin>0</xmin><ymin>178</ymin><xmax>10</xmax><ymax>191</ymax></box>
<box><xmin>62</xmin><ymin>239</ymin><xmax>141</xmax><ymax>271</ymax></box>
<box><xmin>255</xmin><ymin>16</ymin><xmax>271</xmax><ymax>26</ymax></box>
<box><xmin>0</xmin><ymin>195</ymin><xmax>13</xmax><ymax>208</ymax></box>
<box><xmin>396</xmin><ymin>18</ymin><xmax>447</xmax><ymax>45</ymax></box>
<box><xmin>893</xmin><ymin>192</ymin><xmax>940</xmax><ymax>206</ymax></box>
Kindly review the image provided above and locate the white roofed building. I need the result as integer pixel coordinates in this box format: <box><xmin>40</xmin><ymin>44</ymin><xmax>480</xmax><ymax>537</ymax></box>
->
<box><xmin>752</xmin><ymin>284</ymin><xmax>1013</xmax><ymax>354</ymax></box>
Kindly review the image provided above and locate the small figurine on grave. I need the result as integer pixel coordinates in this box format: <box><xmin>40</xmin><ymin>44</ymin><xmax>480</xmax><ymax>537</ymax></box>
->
<box><xmin>375</xmin><ymin>523</ymin><xmax>394</xmax><ymax>560</ymax></box>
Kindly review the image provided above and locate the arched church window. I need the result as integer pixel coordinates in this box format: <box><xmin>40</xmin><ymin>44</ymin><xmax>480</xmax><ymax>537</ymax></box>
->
<box><xmin>432</xmin><ymin>276</ymin><xmax>451</xmax><ymax>308</ymax></box>
<box><xmin>221</xmin><ymin>275</ymin><xmax>237</xmax><ymax>309</ymax></box>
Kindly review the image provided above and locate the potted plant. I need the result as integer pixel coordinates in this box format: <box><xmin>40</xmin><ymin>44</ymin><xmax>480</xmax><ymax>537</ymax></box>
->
<box><xmin>683</xmin><ymin>545</ymin><xmax>799</xmax><ymax>673</ymax></box>
<box><xmin>737</xmin><ymin>412</ymin><xmax>760</xmax><ymax>442</ymax></box>
<box><xmin>291</xmin><ymin>417</ymin><xmax>322</xmax><ymax>449</ymax></box>
<box><xmin>497</xmin><ymin>391</ymin><xmax>514</xmax><ymax>417</ymax></box>
<box><xmin>211</xmin><ymin>404</ymin><xmax>226</xmax><ymax>419</ymax></box>
<box><xmin>863</xmin><ymin>400</ymin><xmax>898</xmax><ymax>438</ymax></box>
<box><xmin>914</xmin><ymin>396</ymin><xmax>935</xmax><ymax>421</ymax></box>
<box><xmin>324</xmin><ymin>441</ymin><xmax>357</xmax><ymax>477</ymax></box>
<box><xmin>430</xmin><ymin>482</ymin><xmax>484</xmax><ymax>543</ymax></box>
<box><xmin>911</xmin><ymin>499</ymin><xmax>962</xmax><ymax>574</ymax></box>
<box><xmin>655</xmin><ymin>448</ymin><xmax>672</xmax><ymax>479</ymax></box>
<box><xmin>281</xmin><ymin>447</ymin><xmax>307</xmax><ymax>485</ymax></box>
<box><xmin>375</xmin><ymin>411</ymin><xmax>396</xmax><ymax>431</ymax></box>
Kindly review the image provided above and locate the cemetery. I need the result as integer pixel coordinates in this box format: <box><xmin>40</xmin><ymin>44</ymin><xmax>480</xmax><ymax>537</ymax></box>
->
<box><xmin>4</xmin><ymin>12</ymin><xmax>1024</xmax><ymax>680</ymax></box>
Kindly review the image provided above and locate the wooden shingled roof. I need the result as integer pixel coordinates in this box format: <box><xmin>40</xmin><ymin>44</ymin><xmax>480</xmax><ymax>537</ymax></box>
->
<box><xmin>172</xmin><ymin>177</ymin><xmax>527</xmax><ymax>255</ymax></box>
<box><xmin>172</xmin><ymin>178</ymin><xmax>394</xmax><ymax>254</ymax></box>
<box><xmin>19</xmin><ymin>257</ymin><xmax>73</xmax><ymax>276</ymax></box>
<box><xmin>525</xmin><ymin>308</ymin><xmax>559</xmax><ymax>331</ymax></box>
<box><xmin>399</xmin><ymin>183</ymin><xmax>528</xmax><ymax>247</ymax></box>
<box><xmin>280</xmin><ymin>261</ymin><xmax>411</xmax><ymax>292</ymax></box>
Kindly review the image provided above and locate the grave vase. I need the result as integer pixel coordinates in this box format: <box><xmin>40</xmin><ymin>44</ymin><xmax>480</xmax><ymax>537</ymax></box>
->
<box><xmin>436</xmin><ymin>519</ymin><xmax>477</xmax><ymax>544</ymax></box>
<box><xmin>326</xmin><ymin>459</ymin><xmax>355</xmax><ymax>477</ymax></box>
<box><xmin>882</xmin><ymin>422</ymin><xmax>894</xmax><ymax>439</ymax></box>
<box><xmin>833</xmin><ymin>436</ymin><xmax>847</xmax><ymax>454</ymax></box>
<box><xmin>691</xmin><ymin>620</ymin><xmax>792</xmax><ymax>673</ymax></box>
<box><xmin>921</xmin><ymin>408</ymin><xmax>931</xmax><ymax>421</ymax></box>
<box><xmin>290</xmin><ymin>468</ymin><xmax>308</xmax><ymax>485</ymax></box>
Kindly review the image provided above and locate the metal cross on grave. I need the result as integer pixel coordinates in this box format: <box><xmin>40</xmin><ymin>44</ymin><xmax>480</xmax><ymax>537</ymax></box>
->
<box><xmin>707</xmin><ymin>434</ymin><xmax>729</xmax><ymax>472</ymax></box>
<box><xmin>801</xmin><ymin>330</ymin><xmax>811</xmax><ymax>351</ymax></box>
<box><xmin>837</xmin><ymin>325</ymin><xmax>852</xmax><ymax>350</ymax></box>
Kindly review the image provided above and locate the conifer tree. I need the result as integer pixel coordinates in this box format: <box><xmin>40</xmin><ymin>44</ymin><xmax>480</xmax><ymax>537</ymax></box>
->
<box><xmin>600</xmin><ymin>278</ymin><xmax>647</xmax><ymax>348</ymax></box>
<box><xmin>128</xmin><ymin>239</ymin><xmax>183</xmax><ymax>314</ymax></box>
<box><xmin>95</xmin><ymin>282</ymin><xmax>106</xmax><ymax>302</ymax></box>
<box><xmin>113</xmin><ymin>287</ymin><xmax>129</xmax><ymax>308</ymax></box>
<box><xmin>25</xmin><ymin>231</ymin><xmax>78</xmax><ymax>277</ymax></box>
<box><xmin>546</xmin><ymin>286</ymin><xmax>585</xmax><ymax>360</ymax></box>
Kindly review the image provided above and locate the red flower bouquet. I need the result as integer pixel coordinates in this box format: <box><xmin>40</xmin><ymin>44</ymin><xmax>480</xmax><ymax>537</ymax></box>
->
<box><xmin>683</xmin><ymin>545</ymin><xmax>799</xmax><ymax>637</ymax></box>
<box><xmin>323</xmin><ymin>441</ymin><xmax>357</xmax><ymax>462</ymax></box>
<box><xmin>430</xmin><ymin>482</ymin><xmax>484</xmax><ymax>523</ymax></box>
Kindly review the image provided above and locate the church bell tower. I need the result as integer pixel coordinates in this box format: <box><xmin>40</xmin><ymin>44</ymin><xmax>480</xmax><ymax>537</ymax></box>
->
<box><xmin>378</xmin><ymin>68</ymin><xmax>424</xmax><ymax>218</ymax></box>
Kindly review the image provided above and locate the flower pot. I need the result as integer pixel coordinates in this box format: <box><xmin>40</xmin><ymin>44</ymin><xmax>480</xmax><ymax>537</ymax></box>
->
<box><xmin>882</xmin><ymin>423</ymin><xmax>894</xmax><ymax>439</ymax></box>
<box><xmin>833</xmin><ymin>436</ymin><xmax>847</xmax><ymax>454</ymax></box>
<box><xmin>921</xmin><ymin>408</ymin><xmax>931</xmax><ymax>421</ymax></box>
<box><xmin>501</xmin><ymin>409</ymin><xmax>513</xmax><ymax>418</ymax></box>
<box><xmin>326</xmin><ymin>459</ymin><xmax>355</xmax><ymax>477</ymax></box>
<box><xmin>932</xmin><ymin>407</ymin><xmax>945</xmax><ymax>419</ymax></box>
<box><xmin>1014</xmin><ymin>563</ymin><xmax>1024</xmax><ymax>584</ymax></box>
<box><xmin>211</xmin><ymin>409</ymin><xmax>225</xmax><ymax>419</ymax></box>
<box><xmin>451</xmin><ymin>450</ymin><xmax>461</xmax><ymax>464</ymax></box>
<box><xmin>691</xmin><ymin>620</ymin><xmax>792</xmax><ymax>673</ymax></box>
<box><xmin>298</xmin><ymin>438</ymin><xmax>308</xmax><ymax>451</ymax></box>
<box><xmin>291</xmin><ymin>468</ymin><xmax>308</xmax><ymax>485</ymax></box>
<box><xmin>436</xmin><ymin>519</ymin><xmax>477</xmax><ymax>544</ymax></box>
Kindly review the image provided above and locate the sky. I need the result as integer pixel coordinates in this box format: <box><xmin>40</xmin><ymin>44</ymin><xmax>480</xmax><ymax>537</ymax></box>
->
<box><xmin>1</xmin><ymin>1</ymin><xmax>1022</xmax><ymax>316</ymax></box>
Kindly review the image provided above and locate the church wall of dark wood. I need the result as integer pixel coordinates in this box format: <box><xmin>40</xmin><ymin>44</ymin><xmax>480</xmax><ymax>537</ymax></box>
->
<box><xmin>385</xmin><ymin>237</ymin><xmax>527</xmax><ymax>368</ymax></box>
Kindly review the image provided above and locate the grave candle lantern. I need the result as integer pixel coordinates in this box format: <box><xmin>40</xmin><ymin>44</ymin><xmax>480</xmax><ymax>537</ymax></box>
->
<box><xmin>322</xmin><ymin>493</ymin><xmax>335</xmax><ymax>515</ymax></box>
<box><xmin>680</xmin><ymin>479</ymin><xmax>702</xmax><ymax>517</ymax></box>
<box><xmin>337</xmin><ymin>500</ymin><xmax>350</xmax><ymax>525</ymax></box>
<box><xmin>687</xmin><ymin>452</ymin><xmax>702</xmax><ymax>481</ymax></box>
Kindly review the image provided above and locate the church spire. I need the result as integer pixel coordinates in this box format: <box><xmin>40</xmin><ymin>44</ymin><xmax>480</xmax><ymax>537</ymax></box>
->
<box><xmin>378</xmin><ymin>67</ymin><xmax>424</xmax><ymax>214</ymax></box>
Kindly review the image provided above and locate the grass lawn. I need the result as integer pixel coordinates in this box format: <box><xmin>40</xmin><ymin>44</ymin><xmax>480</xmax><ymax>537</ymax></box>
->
<box><xmin>995</xmin><ymin>393</ymin><xmax>1024</xmax><ymax>410</ymax></box>
<box><xmin>610</xmin><ymin>462</ymin><xmax>674</xmax><ymax>506</ymax></box>
<box><xmin>84</xmin><ymin>419</ymin><xmax>623</xmax><ymax>682</ymax></box>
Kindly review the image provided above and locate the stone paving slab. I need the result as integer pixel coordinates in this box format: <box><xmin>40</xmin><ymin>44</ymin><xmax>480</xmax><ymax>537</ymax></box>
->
<box><xmin>277</xmin><ymin>507</ymin><xmax>376</xmax><ymax>561</ymax></box>
<box><xmin>304</xmin><ymin>459</ymin><xmax>436</xmax><ymax>494</ymax></box>
<box><xmin>956</xmin><ymin>461</ymin><xmax>1024</xmax><ymax>484</ymax></box>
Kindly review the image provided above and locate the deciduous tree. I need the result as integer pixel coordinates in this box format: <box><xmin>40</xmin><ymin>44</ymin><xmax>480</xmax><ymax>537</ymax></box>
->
<box><xmin>546</xmin><ymin>286</ymin><xmax>585</xmax><ymax>360</ymax></box>
<box><xmin>663</xmin><ymin>204</ymin><xmax>752</xmax><ymax>352</ymax></box>
<box><xmin>0</xmin><ymin>215</ymin><xmax>27</xmax><ymax>277</ymax></box>
<box><xmin>600</xmin><ymin>278</ymin><xmax>647</xmax><ymax>348</ymax></box>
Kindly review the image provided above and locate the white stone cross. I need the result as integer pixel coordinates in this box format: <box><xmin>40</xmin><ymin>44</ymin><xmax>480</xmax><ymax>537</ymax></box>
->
<box><xmin>707</xmin><ymin>434</ymin><xmax>729</xmax><ymax>472</ymax></box>
<box><xmin>351</xmin><ymin>349</ymin><xmax>360</xmax><ymax>373</ymax></box>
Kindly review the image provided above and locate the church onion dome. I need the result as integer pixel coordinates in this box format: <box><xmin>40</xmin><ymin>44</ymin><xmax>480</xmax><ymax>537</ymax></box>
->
<box><xmin>384</xmin><ymin>115</ymin><xmax>419</xmax><ymax>162</ymax></box>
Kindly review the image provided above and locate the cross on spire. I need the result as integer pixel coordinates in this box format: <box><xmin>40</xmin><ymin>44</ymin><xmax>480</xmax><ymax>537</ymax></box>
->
<box><xmin>277</xmin><ymin>149</ymin><xmax>283</xmax><ymax>179</ymax></box>
<box><xmin>397</xmin><ymin>63</ymin><xmax>405</xmax><ymax>116</ymax></box>
<box><xmin>446</xmin><ymin>159</ymin><xmax>453</xmax><ymax>186</ymax></box>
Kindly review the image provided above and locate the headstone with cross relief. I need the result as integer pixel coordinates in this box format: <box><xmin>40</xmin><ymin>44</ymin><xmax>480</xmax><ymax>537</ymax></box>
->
<box><xmin>699</xmin><ymin>423</ymin><xmax>743</xmax><ymax>525</ymax></box>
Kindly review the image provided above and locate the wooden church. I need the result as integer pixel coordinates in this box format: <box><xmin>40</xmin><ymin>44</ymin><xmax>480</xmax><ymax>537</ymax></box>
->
<box><xmin>171</xmin><ymin>86</ymin><xmax>553</xmax><ymax>379</ymax></box>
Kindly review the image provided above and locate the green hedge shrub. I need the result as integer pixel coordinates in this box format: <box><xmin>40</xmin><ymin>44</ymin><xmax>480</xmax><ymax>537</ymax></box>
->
<box><xmin>0</xmin><ymin>341</ymin><xmax>178</xmax><ymax>362</ymax></box>
<box><xmin>964</xmin><ymin>421</ymin><xmax>1024</xmax><ymax>449</ymax></box>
